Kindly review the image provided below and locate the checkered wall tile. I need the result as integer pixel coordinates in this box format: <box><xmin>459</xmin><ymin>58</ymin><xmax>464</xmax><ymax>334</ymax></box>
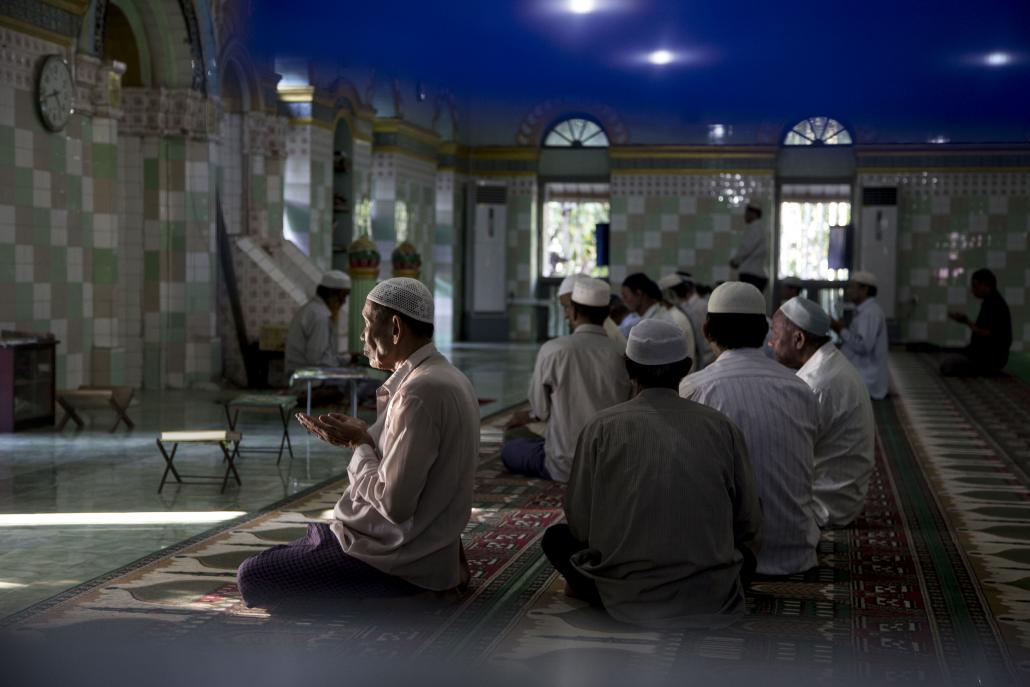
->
<box><xmin>867</xmin><ymin>172</ymin><xmax>1030</xmax><ymax>352</ymax></box>
<box><xmin>0</xmin><ymin>39</ymin><xmax>103</xmax><ymax>390</ymax></box>
<box><xmin>609</xmin><ymin>173</ymin><xmax>775</xmax><ymax>287</ymax></box>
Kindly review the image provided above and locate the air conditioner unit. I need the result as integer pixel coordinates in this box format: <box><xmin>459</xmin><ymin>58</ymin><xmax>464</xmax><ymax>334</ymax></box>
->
<box><xmin>858</xmin><ymin>187</ymin><xmax>898</xmax><ymax>318</ymax></box>
<box><xmin>471</xmin><ymin>185</ymin><xmax>508</xmax><ymax>313</ymax></box>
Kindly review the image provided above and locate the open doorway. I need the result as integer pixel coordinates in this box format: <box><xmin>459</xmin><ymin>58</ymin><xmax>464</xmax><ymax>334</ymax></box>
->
<box><xmin>541</xmin><ymin>182</ymin><xmax>610</xmax><ymax>279</ymax></box>
<box><xmin>778</xmin><ymin>183</ymin><xmax>852</xmax><ymax>315</ymax></box>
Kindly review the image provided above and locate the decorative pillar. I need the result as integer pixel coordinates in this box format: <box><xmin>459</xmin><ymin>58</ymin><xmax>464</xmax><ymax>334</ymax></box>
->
<box><xmin>391</xmin><ymin>240</ymin><xmax>422</xmax><ymax>279</ymax></box>
<box><xmin>347</xmin><ymin>233</ymin><xmax>380</xmax><ymax>353</ymax></box>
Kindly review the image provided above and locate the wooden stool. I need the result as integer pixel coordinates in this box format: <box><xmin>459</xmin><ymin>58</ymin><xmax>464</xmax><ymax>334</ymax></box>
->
<box><xmin>156</xmin><ymin>430</ymin><xmax>242</xmax><ymax>493</ymax></box>
<box><xmin>223</xmin><ymin>394</ymin><xmax>297</xmax><ymax>464</ymax></box>
<box><xmin>57</xmin><ymin>386</ymin><xmax>135</xmax><ymax>432</ymax></box>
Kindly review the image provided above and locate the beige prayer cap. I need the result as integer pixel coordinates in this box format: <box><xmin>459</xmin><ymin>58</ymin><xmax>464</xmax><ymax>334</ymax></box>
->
<box><xmin>366</xmin><ymin>277</ymin><xmax>434</xmax><ymax>323</ymax></box>
<box><xmin>850</xmin><ymin>270</ymin><xmax>878</xmax><ymax>287</ymax></box>
<box><xmin>320</xmin><ymin>270</ymin><xmax>351</xmax><ymax>289</ymax></box>
<box><xmin>558</xmin><ymin>273</ymin><xmax>589</xmax><ymax>297</ymax></box>
<box><xmin>657</xmin><ymin>274</ymin><xmax>685</xmax><ymax>290</ymax></box>
<box><xmin>626</xmin><ymin>319</ymin><xmax>690</xmax><ymax>366</ymax></box>
<box><xmin>707</xmin><ymin>281</ymin><xmax>766</xmax><ymax>315</ymax></box>
<box><xmin>571</xmin><ymin>277</ymin><xmax>611</xmax><ymax>307</ymax></box>
<box><xmin>780</xmin><ymin>297</ymin><xmax>831</xmax><ymax>336</ymax></box>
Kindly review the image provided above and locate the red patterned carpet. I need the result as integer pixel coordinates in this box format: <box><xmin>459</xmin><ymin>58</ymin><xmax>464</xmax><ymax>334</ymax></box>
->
<box><xmin>3</xmin><ymin>355</ymin><xmax>1027</xmax><ymax>685</ymax></box>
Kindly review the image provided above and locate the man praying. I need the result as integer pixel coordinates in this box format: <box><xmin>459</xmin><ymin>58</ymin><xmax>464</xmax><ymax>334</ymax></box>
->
<box><xmin>237</xmin><ymin>278</ymin><xmax>480</xmax><ymax>609</ymax></box>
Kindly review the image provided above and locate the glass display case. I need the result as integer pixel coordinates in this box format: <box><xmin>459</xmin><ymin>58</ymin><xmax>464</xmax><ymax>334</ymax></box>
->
<box><xmin>0</xmin><ymin>331</ymin><xmax>57</xmax><ymax>432</ymax></box>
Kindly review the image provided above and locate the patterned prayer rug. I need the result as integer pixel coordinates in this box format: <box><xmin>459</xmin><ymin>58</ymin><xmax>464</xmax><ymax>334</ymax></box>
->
<box><xmin>3</xmin><ymin>357</ymin><xmax>1025</xmax><ymax>684</ymax></box>
<box><xmin>889</xmin><ymin>353</ymin><xmax>1030</xmax><ymax>679</ymax></box>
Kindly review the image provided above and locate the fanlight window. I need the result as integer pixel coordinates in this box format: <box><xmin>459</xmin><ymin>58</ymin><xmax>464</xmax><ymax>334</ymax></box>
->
<box><xmin>544</xmin><ymin>118</ymin><xmax>609</xmax><ymax>148</ymax></box>
<box><xmin>783</xmin><ymin>117</ymin><xmax>852</xmax><ymax>146</ymax></box>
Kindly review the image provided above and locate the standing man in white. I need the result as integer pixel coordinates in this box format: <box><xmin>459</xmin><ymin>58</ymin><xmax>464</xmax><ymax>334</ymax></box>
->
<box><xmin>729</xmin><ymin>201</ymin><xmax>769</xmax><ymax>294</ymax></box>
<box><xmin>832</xmin><ymin>271</ymin><xmax>889</xmax><ymax>400</ymax></box>
<box><xmin>769</xmin><ymin>297</ymin><xmax>876</xmax><ymax>528</ymax></box>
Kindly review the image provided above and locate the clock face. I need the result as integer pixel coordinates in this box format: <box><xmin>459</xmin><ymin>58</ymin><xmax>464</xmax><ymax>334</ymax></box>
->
<box><xmin>37</xmin><ymin>55</ymin><xmax>74</xmax><ymax>132</ymax></box>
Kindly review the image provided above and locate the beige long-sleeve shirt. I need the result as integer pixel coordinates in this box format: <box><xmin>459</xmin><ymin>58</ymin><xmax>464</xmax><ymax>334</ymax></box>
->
<box><xmin>331</xmin><ymin>343</ymin><xmax>480</xmax><ymax>591</ymax></box>
<box><xmin>529</xmin><ymin>324</ymin><xmax>632</xmax><ymax>482</ymax></box>
<box><xmin>567</xmin><ymin>388</ymin><xmax>762</xmax><ymax>629</ymax></box>
<box><xmin>798</xmin><ymin>342</ymin><xmax>876</xmax><ymax>528</ymax></box>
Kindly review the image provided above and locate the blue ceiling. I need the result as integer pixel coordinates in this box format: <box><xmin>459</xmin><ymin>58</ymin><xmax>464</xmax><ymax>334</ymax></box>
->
<box><xmin>250</xmin><ymin>0</ymin><xmax>1030</xmax><ymax>144</ymax></box>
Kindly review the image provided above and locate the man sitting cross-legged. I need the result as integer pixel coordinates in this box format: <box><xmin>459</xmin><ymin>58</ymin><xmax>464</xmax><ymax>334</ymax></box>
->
<box><xmin>236</xmin><ymin>278</ymin><xmax>480</xmax><ymax>610</ymax></box>
<box><xmin>503</xmin><ymin>277</ymin><xmax>632</xmax><ymax>482</ymax></box>
<box><xmin>768</xmin><ymin>297</ymin><xmax>875</xmax><ymax>529</ymax></box>
<box><xmin>543</xmin><ymin>319</ymin><xmax>762</xmax><ymax>629</ymax></box>
<box><xmin>680</xmin><ymin>281</ymin><xmax>820</xmax><ymax>576</ymax></box>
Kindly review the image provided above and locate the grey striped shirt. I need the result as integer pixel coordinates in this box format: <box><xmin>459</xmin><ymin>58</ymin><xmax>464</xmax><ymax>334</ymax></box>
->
<box><xmin>679</xmin><ymin>348</ymin><xmax>820</xmax><ymax>575</ymax></box>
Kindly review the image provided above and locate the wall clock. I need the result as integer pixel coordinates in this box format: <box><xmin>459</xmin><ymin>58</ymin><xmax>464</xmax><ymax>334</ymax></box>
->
<box><xmin>37</xmin><ymin>55</ymin><xmax>74</xmax><ymax>132</ymax></box>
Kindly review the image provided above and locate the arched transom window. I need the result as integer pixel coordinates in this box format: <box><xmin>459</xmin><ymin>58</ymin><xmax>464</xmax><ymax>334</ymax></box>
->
<box><xmin>544</xmin><ymin>117</ymin><xmax>609</xmax><ymax>148</ymax></box>
<box><xmin>783</xmin><ymin>117</ymin><xmax>853</xmax><ymax>146</ymax></box>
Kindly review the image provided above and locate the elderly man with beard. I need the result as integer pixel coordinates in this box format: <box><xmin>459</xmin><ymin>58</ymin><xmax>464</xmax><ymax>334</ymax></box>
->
<box><xmin>236</xmin><ymin>278</ymin><xmax>480</xmax><ymax>610</ymax></box>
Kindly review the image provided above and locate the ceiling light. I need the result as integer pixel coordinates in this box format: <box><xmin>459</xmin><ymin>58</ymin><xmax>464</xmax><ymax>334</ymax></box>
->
<box><xmin>569</xmin><ymin>0</ymin><xmax>595</xmax><ymax>13</ymax></box>
<box><xmin>649</xmin><ymin>50</ymin><xmax>674</xmax><ymax>65</ymax></box>
<box><xmin>928</xmin><ymin>135</ymin><xmax>950</xmax><ymax>144</ymax></box>
<box><xmin>708</xmin><ymin>124</ymin><xmax>731</xmax><ymax>142</ymax></box>
<box><xmin>985</xmin><ymin>52</ymin><xmax>1011</xmax><ymax>66</ymax></box>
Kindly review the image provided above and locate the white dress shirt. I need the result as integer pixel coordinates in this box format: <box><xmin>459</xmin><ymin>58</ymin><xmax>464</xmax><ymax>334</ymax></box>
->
<box><xmin>332</xmin><ymin>343</ymin><xmax>480</xmax><ymax>591</ymax></box>
<box><xmin>285</xmin><ymin>297</ymin><xmax>339</xmax><ymax>376</ymax></box>
<box><xmin>730</xmin><ymin>221</ymin><xmax>768</xmax><ymax>278</ymax></box>
<box><xmin>839</xmin><ymin>297</ymin><xmax>889</xmax><ymax>400</ymax></box>
<box><xmin>529</xmin><ymin>324</ymin><xmax>632</xmax><ymax>482</ymax></box>
<box><xmin>679</xmin><ymin>348</ymin><xmax>820</xmax><ymax>575</ymax></box>
<box><xmin>797</xmin><ymin>342</ymin><xmax>876</xmax><ymax>528</ymax></box>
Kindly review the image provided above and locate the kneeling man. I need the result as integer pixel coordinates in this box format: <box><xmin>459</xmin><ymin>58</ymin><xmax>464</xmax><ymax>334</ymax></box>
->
<box><xmin>544</xmin><ymin>319</ymin><xmax>762</xmax><ymax>629</ymax></box>
<box><xmin>237</xmin><ymin>278</ymin><xmax>480</xmax><ymax>608</ymax></box>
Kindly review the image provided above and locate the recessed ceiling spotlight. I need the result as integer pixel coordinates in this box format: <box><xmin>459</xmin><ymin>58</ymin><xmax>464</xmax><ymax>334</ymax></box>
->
<box><xmin>569</xmin><ymin>0</ymin><xmax>595</xmax><ymax>13</ymax></box>
<box><xmin>708</xmin><ymin>124</ymin><xmax>731</xmax><ymax>143</ymax></box>
<box><xmin>649</xmin><ymin>50</ymin><xmax>674</xmax><ymax>65</ymax></box>
<box><xmin>985</xmin><ymin>52</ymin><xmax>1011</xmax><ymax>66</ymax></box>
<box><xmin>928</xmin><ymin>135</ymin><xmax>950</xmax><ymax>144</ymax></box>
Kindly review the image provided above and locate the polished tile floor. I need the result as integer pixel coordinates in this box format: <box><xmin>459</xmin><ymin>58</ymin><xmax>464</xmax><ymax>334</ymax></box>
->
<box><xmin>0</xmin><ymin>343</ymin><xmax>537</xmax><ymax>619</ymax></box>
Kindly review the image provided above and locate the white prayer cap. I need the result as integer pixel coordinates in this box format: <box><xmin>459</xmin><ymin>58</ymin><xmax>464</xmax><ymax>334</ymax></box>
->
<box><xmin>781</xmin><ymin>276</ymin><xmax>803</xmax><ymax>288</ymax></box>
<box><xmin>366</xmin><ymin>277</ymin><xmax>434</xmax><ymax>323</ymax></box>
<box><xmin>780</xmin><ymin>297</ymin><xmax>831</xmax><ymax>336</ymax></box>
<box><xmin>571</xmin><ymin>277</ymin><xmax>611</xmax><ymax>307</ymax></box>
<box><xmin>657</xmin><ymin>274</ymin><xmax>684</xmax><ymax>290</ymax></box>
<box><xmin>850</xmin><ymin>270</ymin><xmax>878</xmax><ymax>287</ymax></box>
<box><xmin>320</xmin><ymin>270</ymin><xmax>351</xmax><ymax>290</ymax></box>
<box><xmin>746</xmin><ymin>199</ymin><xmax>763</xmax><ymax>211</ymax></box>
<box><xmin>707</xmin><ymin>281</ymin><xmax>766</xmax><ymax>315</ymax></box>
<box><xmin>626</xmin><ymin>319</ymin><xmax>690</xmax><ymax>366</ymax></box>
<box><xmin>558</xmin><ymin>273</ymin><xmax>589</xmax><ymax>297</ymax></box>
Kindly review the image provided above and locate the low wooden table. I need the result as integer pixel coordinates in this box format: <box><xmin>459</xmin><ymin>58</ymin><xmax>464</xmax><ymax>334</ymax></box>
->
<box><xmin>156</xmin><ymin>430</ymin><xmax>242</xmax><ymax>493</ymax></box>
<box><xmin>223</xmin><ymin>393</ymin><xmax>297</xmax><ymax>464</ymax></box>
<box><xmin>57</xmin><ymin>386</ymin><xmax>135</xmax><ymax>432</ymax></box>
